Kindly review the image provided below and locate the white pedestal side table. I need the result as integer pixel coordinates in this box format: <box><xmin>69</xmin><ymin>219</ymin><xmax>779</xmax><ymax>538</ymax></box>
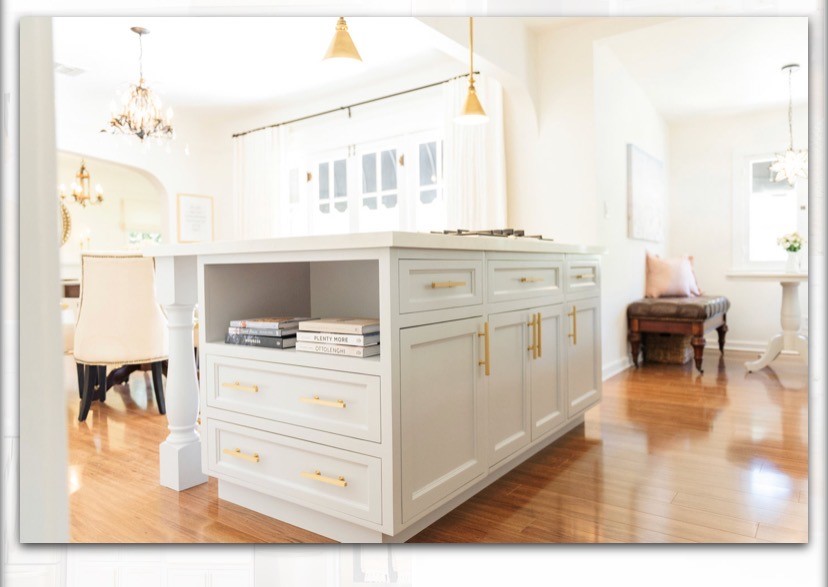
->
<box><xmin>736</xmin><ymin>273</ymin><xmax>808</xmax><ymax>372</ymax></box>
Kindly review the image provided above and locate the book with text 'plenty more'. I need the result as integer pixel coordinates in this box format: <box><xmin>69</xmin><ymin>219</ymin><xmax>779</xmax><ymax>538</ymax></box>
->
<box><xmin>295</xmin><ymin>341</ymin><xmax>381</xmax><ymax>357</ymax></box>
<box><xmin>296</xmin><ymin>331</ymin><xmax>380</xmax><ymax>346</ymax></box>
<box><xmin>225</xmin><ymin>333</ymin><xmax>297</xmax><ymax>349</ymax></box>
<box><xmin>228</xmin><ymin>326</ymin><xmax>298</xmax><ymax>337</ymax></box>
<box><xmin>298</xmin><ymin>318</ymin><xmax>380</xmax><ymax>335</ymax></box>
<box><xmin>228</xmin><ymin>316</ymin><xmax>310</xmax><ymax>329</ymax></box>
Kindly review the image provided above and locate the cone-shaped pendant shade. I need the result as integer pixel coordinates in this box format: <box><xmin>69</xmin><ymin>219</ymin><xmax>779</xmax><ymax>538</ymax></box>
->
<box><xmin>457</xmin><ymin>81</ymin><xmax>488</xmax><ymax>125</ymax></box>
<box><xmin>323</xmin><ymin>17</ymin><xmax>362</xmax><ymax>62</ymax></box>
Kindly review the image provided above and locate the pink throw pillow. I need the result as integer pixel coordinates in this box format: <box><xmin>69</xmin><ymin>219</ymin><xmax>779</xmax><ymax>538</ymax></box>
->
<box><xmin>645</xmin><ymin>252</ymin><xmax>701</xmax><ymax>298</ymax></box>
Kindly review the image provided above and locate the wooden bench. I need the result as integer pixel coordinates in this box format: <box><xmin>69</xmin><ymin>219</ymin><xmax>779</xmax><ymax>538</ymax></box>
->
<box><xmin>627</xmin><ymin>295</ymin><xmax>730</xmax><ymax>373</ymax></box>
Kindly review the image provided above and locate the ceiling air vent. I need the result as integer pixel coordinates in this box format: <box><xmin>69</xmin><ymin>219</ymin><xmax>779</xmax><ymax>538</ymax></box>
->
<box><xmin>54</xmin><ymin>62</ymin><xmax>86</xmax><ymax>77</ymax></box>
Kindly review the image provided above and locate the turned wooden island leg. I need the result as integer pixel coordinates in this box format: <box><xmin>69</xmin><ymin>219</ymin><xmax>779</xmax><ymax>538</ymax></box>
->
<box><xmin>154</xmin><ymin>255</ymin><xmax>208</xmax><ymax>491</ymax></box>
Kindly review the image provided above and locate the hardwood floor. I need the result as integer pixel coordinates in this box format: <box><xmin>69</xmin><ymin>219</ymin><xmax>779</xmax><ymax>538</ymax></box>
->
<box><xmin>65</xmin><ymin>351</ymin><xmax>808</xmax><ymax>543</ymax></box>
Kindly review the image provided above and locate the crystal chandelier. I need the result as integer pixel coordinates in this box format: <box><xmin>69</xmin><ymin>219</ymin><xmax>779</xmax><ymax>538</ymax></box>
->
<box><xmin>59</xmin><ymin>159</ymin><xmax>104</xmax><ymax>207</ymax></box>
<box><xmin>769</xmin><ymin>64</ymin><xmax>807</xmax><ymax>185</ymax></box>
<box><xmin>107</xmin><ymin>27</ymin><xmax>174</xmax><ymax>142</ymax></box>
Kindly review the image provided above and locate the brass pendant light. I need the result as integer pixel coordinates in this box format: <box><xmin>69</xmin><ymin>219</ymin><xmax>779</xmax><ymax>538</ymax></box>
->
<box><xmin>323</xmin><ymin>17</ymin><xmax>362</xmax><ymax>62</ymax></box>
<box><xmin>456</xmin><ymin>16</ymin><xmax>488</xmax><ymax>125</ymax></box>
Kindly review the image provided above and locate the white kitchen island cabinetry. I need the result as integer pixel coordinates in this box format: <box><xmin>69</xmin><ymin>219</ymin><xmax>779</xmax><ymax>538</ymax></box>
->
<box><xmin>149</xmin><ymin>232</ymin><xmax>602</xmax><ymax>543</ymax></box>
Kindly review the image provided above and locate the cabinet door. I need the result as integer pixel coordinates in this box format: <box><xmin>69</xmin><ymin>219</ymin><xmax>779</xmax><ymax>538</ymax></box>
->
<box><xmin>165</xmin><ymin>569</ymin><xmax>207</xmax><ymax>587</ymax></box>
<box><xmin>530</xmin><ymin>305</ymin><xmax>566</xmax><ymax>439</ymax></box>
<box><xmin>400</xmin><ymin>317</ymin><xmax>487</xmax><ymax>523</ymax></box>
<box><xmin>120</xmin><ymin>567</ymin><xmax>162</xmax><ymax>587</ymax></box>
<box><xmin>564</xmin><ymin>297</ymin><xmax>602</xmax><ymax>417</ymax></box>
<box><xmin>211</xmin><ymin>569</ymin><xmax>253</xmax><ymax>587</ymax></box>
<box><xmin>487</xmin><ymin>309</ymin><xmax>530</xmax><ymax>466</ymax></box>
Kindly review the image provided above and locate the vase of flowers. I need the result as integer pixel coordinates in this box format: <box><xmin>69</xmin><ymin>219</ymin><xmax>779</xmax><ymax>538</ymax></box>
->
<box><xmin>777</xmin><ymin>231</ymin><xmax>805</xmax><ymax>273</ymax></box>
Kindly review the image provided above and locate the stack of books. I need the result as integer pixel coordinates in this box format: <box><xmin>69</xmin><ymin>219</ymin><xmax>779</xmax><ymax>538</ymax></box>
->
<box><xmin>296</xmin><ymin>318</ymin><xmax>381</xmax><ymax>358</ymax></box>
<box><xmin>224</xmin><ymin>316</ymin><xmax>308</xmax><ymax>349</ymax></box>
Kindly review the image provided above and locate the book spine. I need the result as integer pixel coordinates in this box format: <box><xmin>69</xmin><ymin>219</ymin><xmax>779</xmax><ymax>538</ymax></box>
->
<box><xmin>228</xmin><ymin>327</ymin><xmax>297</xmax><ymax>337</ymax></box>
<box><xmin>295</xmin><ymin>341</ymin><xmax>378</xmax><ymax>357</ymax></box>
<box><xmin>228</xmin><ymin>320</ymin><xmax>298</xmax><ymax>330</ymax></box>
<box><xmin>299</xmin><ymin>323</ymin><xmax>376</xmax><ymax>335</ymax></box>
<box><xmin>296</xmin><ymin>332</ymin><xmax>379</xmax><ymax>346</ymax></box>
<box><xmin>225</xmin><ymin>333</ymin><xmax>295</xmax><ymax>349</ymax></box>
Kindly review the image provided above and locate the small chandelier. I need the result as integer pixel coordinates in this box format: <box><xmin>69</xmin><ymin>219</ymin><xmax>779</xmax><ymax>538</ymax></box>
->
<box><xmin>59</xmin><ymin>159</ymin><xmax>104</xmax><ymax>207</ymax></box>
<box><xmin>456</xmin><ymin>16</ymin><xmax>488</xmax><ymax>125</ymax></box>
<box><xmin>323</xmin><ymin>17</ymin><xmax>362</xmax><ymax>63</ymax></box>
<box><xmin>769</xmin><ymin>63</ymin><xmax>807</xmax><ymax>185</ymax></box>
<box><xmin>107</xmin><ymin>27</ymin><xmax>174</xmax><ymax>142</ymax></box>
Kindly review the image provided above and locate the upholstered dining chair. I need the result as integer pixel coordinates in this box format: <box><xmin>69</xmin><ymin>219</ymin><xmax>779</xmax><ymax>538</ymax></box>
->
<box><xmin>73</xmin><ymin>252</ymin><xmax>169</xmax><ymax>422</ymax></box>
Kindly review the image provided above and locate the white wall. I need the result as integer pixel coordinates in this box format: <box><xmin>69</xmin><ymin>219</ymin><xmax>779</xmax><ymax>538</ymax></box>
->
<box><xmin>507</xmin><ymin>18</ymin><xmax>670</xmax><ymax>376</ymax></box>
<box><xmin>53</xmin><ymin>77</ymin><xmax>234</xmax><ymax>244</ymax></box>
<box><xmin>669</xmin><ymin>105</ymin><xmax>809</xmax><ymax>350</ymax></box>
<box><xmin>593</xmin><ymin>43</ymin><xmax>669</xmax><ymax>377</ymax></box>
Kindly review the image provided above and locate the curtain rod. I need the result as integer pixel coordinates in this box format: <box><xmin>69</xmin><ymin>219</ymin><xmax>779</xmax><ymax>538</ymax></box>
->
<box><xmin>231</xmin><ymin>71</ymin><xmax>479</xmax><ymax>139</ymax></box>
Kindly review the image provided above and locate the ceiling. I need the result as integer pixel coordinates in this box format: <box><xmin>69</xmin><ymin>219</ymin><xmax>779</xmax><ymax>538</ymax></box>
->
<box><xmin>52</xmin><ymin>16</ymin><xmax>459</xmax><ymax>108</ymax></box>
<box><xmin>601</xmin><ymin>17</ymin><xmax>809</xmax><ymax>120</ymax></box>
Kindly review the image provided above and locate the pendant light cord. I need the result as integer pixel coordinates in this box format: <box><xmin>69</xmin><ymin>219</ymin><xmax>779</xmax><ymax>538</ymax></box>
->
<box><xmin>469</xmin><ymin>17</ymin><xmax>475</xmax><ymax>85</ymax></box>
<box><xmin>138</xmin><ymin>31</ymin><xmax>144</xmax><ymax>82</ymax></box>
<box><xmin>787</xmin><ymin>67</ymin><xmax>794</xmax><ymax>150</ymax></box>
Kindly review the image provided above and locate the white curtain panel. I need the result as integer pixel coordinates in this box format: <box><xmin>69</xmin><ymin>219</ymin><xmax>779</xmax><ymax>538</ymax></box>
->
<box><xmin>443</xmin><ymin>75</ymin><xmax>507</xmax><ymax>230</ymax></box>
<box><xmin>233</xmin><ymin>126</ymin><xmax>287</xmax><ymax>239</ymax></box>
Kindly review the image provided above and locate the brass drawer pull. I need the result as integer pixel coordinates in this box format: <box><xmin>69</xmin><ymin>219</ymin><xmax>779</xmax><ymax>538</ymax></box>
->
<box><xmin>301</xmin><ymin>470</ymin><xmax>348</xmax><ymax>487</ymax></box>
<box><xmin>519</xmin><ymin>276</ymin><xmax>544</xmax><ymax>283</ymax></box>
<box><xmin>573</xmin><ymin>273</ymin><xmax>592</xmax><ymax>280</ymax></box>
<box><xmin>536</xmin><ymin>312</ymin><xmax>543</xmax><ymax>358</ymax></box>
<box><xmin>478</xmin><ymin>321</ymin><xmax>491</xmax><ymax>376</ymax></box>
<box><xmin>527</xmin><ymin>315</ymin><xmax>537</xmax><ymax>358</ymax></box>
<box><xmin>431</xmin><ymin>280</ymin><xmax>466</xmax><ymax>289</ymax></box>
<box><xmin>301</xmin><ymin>395</ymin><xmax>346</xmax><ymax>409</ymax></box>
<box><xmin>222</xmin><ymin>381</ymin><xmax>259</xmax><ymax>393</ymax></box>
<box><xmin>223</xmin><ymin>447</ymin><xmax>259</xmax><ymax>463</ymax></box>
<box><xmin>567</xmin><ymin>306</ymin><xmax>577</xmax><ymax>345</ymax></box>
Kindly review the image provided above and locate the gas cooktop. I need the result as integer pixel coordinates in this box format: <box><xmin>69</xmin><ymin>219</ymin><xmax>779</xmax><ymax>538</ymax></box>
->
<box><xmin>432</xmin><ymin>229</ymin><xmax>552</xmax><ymax>240</ymax></box>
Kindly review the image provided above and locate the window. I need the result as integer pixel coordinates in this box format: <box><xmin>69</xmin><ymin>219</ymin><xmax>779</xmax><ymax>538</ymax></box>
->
<box><xmin>297</xmin><ymin>132</ymin><xmax>444</xmax><ymax>236</ymax></box>
<box><xmin>732</xmin><ymin>153</ymin><xmax>808</xmax><ymax>271</ymax></box>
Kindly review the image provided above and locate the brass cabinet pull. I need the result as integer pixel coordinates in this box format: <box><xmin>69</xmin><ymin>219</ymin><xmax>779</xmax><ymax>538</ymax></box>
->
<box><xmin>537</xmin><ymin>312</ymin><xmax>543</xmax><ymax>358</ymax></box>
<box><xmin>573</xmin><ymin>273</ymin><xmax>593</xmax><ymax>280</ymax></box>
<box><xmin>527</xmin><ymin>315</ymin><xmax>537</xmax><ymax>358</ymax></box>
<box><xmin>300</xmin><ymin>395</ymin><xmax>346</xmax><ymax>409</ymax></box>
<box><xmin>223</xmin><ymin>447</ymin><xmax>259</xmax><ymax>463</ymax></box>
<box><xmin>519</xmin><ymin>276</ymin><xmax>544</xmax><ymax>283</ymax></box>
<box><xmin>431</xmin><ymin>280</ymin><xmax>466</xmax><ymax>289</ymax></box>
<box><xmin>222</xmin><ymin>381</ymin><xmax>259</xmax><ymax>393</ymax></box>
<box><xmin>567</xmin><ymin>306</ymin><xmax>577</xmax><ymax>345</ymax></box>
<box><xmin>301</xmin><ymin>470</ymin><xmax>348</xmax><ymax>487</ymax></box>
<box><xmin>478</xmin><ymin>321</ymin><xmax>491</xmax><ymax>376</ymax></box>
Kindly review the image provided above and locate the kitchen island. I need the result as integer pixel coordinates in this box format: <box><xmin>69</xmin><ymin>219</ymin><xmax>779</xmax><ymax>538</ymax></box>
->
<box><xmin>148</xmin><ymin>232</ymin><xmax>603</xmax><ymax>542</ymax></box>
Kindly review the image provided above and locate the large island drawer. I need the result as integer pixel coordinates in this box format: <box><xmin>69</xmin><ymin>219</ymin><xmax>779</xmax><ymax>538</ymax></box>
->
<box><xmin>398</xmin><ymin>259</ymin><xmax>483</xmax><ymax>313</ymax></box>
<box><xmin>207</xmin><ymin>419</ymin><xmax>382</xmax><ymax>524</ymax></box>
<box><xmin>205</xmin><ymin>355</ymin><xmax>381</xmax><ymax>442</ymax></box>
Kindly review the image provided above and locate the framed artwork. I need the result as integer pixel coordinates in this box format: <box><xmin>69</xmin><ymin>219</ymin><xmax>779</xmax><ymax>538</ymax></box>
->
<box><xmin>627</xmin><ymin>144</ymin><xmax>665</xmax><ymax>243</ymax></box>
<box><xmin>176</xmin><ymin>193</ymin><xmax>214</xmax><ymax>243</ymax></box>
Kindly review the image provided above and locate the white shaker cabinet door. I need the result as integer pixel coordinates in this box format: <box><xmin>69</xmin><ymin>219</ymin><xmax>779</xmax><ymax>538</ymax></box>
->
<box><xmin>3</xmin><ymin>566</ymin><xmax>61</xmax><ymax>587</ymax></box>
<box><xmin>165</xmin><ymin>569</ymin><xmax>207</xmax><ymax>587</ymax></box>
<box><xmin>530</xmin><ymin>305</ymin><xmax>566</xmax><ymax>439</ymax></box>
<box><xmin>120</xmin><ymin>567</ymin><xmax>162</xmax><ymax>587</ymax></box>
<box><xmin>211</xmin><ymin>569</ymin><xmax>253</xmax><ymax>587</ymax></box>
<box><xmin>400</xmin><ymin>317</ymin><xmax>487</xmax><ymax>523</ymax></box>
<box><xmin>564</xmin><ymin>297</ymin><xmax>602</xmax><ymax>417</ymax></box>
<box><xmin>486</xmin><ymin>309</ymin><xmax>531</xmax><ymax>466</ymax></box>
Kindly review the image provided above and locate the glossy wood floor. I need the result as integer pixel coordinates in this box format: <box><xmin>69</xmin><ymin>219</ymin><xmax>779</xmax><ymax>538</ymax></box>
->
<box><xmin>66</xmin><ymin>350</ymin><xmax>808</xmax><ymax>543</ymax></box>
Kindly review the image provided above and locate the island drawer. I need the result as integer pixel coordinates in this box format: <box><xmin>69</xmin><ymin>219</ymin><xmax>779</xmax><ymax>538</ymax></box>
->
<box><xmin>565</xmin><ymin>259</ymin><xmax>600</xmax><ymax>297</ymax></box>
<box><xmin>205</xmin><ymin>355</ymin><xmax>381</xmax><ymax>443</ymax></box>
<box><xmin>207</xmin><ymin>419</ymin><xmax>382</xmax><ymax>524</ymax></box>
<box><xmin>398</xmin><ymin>259</ymin><xmax>483</xmax><ymax>314</ymax></box>
<box><xmin>487</xmin><ymin>260</ymin><xmax>563</xmax><ymax>303</ymax></box>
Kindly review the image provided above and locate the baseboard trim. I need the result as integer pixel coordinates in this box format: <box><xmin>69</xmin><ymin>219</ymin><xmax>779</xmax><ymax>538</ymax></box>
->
<box><xmin>706</xmin><ymin>337</ymin><xmax>803</xmax><ymax>356</ymax></box>
<box><xmin>602</xmin><ymin>356</ymin><xmax>632</xmax><ymax>381</ymax></box>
